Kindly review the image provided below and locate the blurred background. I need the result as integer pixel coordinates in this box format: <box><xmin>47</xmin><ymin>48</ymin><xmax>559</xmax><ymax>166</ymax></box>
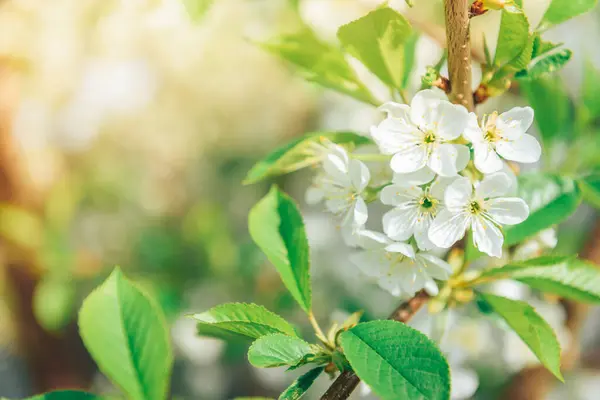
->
<box><xmin>1</xmin><ymin>0</ymin><xmax>600</xmax><ymax>399</ymax></box>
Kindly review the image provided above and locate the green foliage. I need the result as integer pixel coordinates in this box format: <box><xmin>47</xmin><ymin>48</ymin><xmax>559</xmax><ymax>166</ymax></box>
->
<box><xmin>78</xmin><ymin>268</ymin><xmax>173</xmax><ymax>400</ymax></box>
<box><xmin>262</xmin><ymin>28</ymin><xmax>378</xmax><ymax>105</ymax></box>
<box><xmin>582</xmin><ymin>61</ymin><xmax>600</xmax><ymax>121</ymax></box>
<box><xmin>244</xmin><ymin>132</ymin><xmax>371</xmax><ymax>184</ymax></box>
<box><xmin>516</xmin><ymin>49</ymin><xmax>572</xmax><ymax>80</ymax></box>
<box><xmin>539</xmin><ymin>0</ymin><xmax>598</xmax><ymax>28</ymax></box>
<box><xmin>23</xmin><ymin>392</ymin><xmax>99</xmax><ymax>400</ymax></box>
<box><xmin>476</xmin><ymin>293</ymin><xmax>563</xmax><ymax>381</ymax></box>
<box><xmin>340</xmin><ymin>320</ymin><xmax>450</xmax><ymax>400</ymax></box>
<box><xmin>579</xmin><ymin>174</ymin><xmax>600</xmax><ymax>209</ymax></box>
<box><xmin>33</xmin><ymin>277</ymin><xmax>76</xmax><ymax>332</ymax></box>
<box><xmin>249</xmin><ymin>187</ymin><xmax>312</xmax><ymax>313</ymax></box>
<box><xmin>194</xmin><ymin>302</ymin><xmax>298</xmax><ymax>340</ymax></box>
<box><xmin>182</xmin><ymin>0</ymin><xmax>214</xmax><ymax>22</ymax></box>
<box><xmin>248</xmin><ymin>334</ymin><xmax>314</xmax><ymax>368</ymax></box>
<box><xmin>337</xmin><ymin>7</ymin><xmax>413</xmax><ymax>90</ymax></box>
<box><xmin>504</xmin><ymin>174</ymin><xmax>581</xmax><ymax>245</ymax></box>
<box><xmin>479</xmin><ymin>256</ymin><xmax>600</xmax><ymax>302</ymax></box>
<box><xmin>521</xmin><ymin>76</ymin><xmax>572</xmax><ymax>142</ymax></box>
<box><xmin>279</xmin><ymin>367</ymin><xmax>324</xmax><ymax>400</ymax></box>
<box><xmin>494</xmin><ymin>9</ymin><xmax>529</xmax><ymax>67</ymax></box>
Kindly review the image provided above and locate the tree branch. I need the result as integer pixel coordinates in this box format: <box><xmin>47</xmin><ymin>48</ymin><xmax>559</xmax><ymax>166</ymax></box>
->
<box><xmin>319</xmin><ymin>290</ymin><xmax>430</xmax><ymax>400</ymax></box>
<box><xmin>443</xmin><ymin>0</ymin><xmax>474</xmax><ymax>111</ymax></box>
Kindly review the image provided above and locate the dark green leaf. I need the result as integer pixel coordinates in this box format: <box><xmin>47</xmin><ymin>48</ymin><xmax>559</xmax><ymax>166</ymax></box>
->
<box><xmin>193</xmin><ymin>302</ymin><xmax>298</xmax><ymax>340</ymax></box>
<box><xmin>78</xmin><ymin>268</ymin><xmax>173</xmax><ymax>400</ymax></box>
<box><xmin>337</xmin><ymin>7</ymin><xmax>413</xmax><ymax>90</ymax></box>
<box><xmin>249</xmin><ymin>187</ymin><xmax>312</xmax><ymax>313</ymax></box>
<box><xmin>540</xmin><ymin>0</ymin><xmax>597</xmax><ymax>28</ymax></box>
<box><xmin>477</xmin><ymin>293</ymin><xmax>563</xmax><ymax>381</ymax></box>
<box><xmin>340</xmin><ymin>320</ymin><xmax>450</xmax><ymax>400</ymax></box>
<box><xmin>279</xmin><ymin>367</ymin><xmax>324</xmax><ymax>400</ymax></box>
<box><xmin>579</xmin><ymin>173</ymin><xmax>600</xmax><ymax>209</ymax></box>
<box><xmin>582</xmin><ymin>61</ymin><xmax>600</xmax><ymax>121</ymax></box>
<box><xmin>504</xmin><ymin>174</ymin><xmax>581</xmax><ymax>245</ymax></box>
<box><xmin>516</xmin><ymin>49</ymin><xmax>572</xmax><ymax>80</ymax></box>
<box><xmin>24</xmin><ymin>391</ymin><xmax>100</xmax><ymax>400</ymax></box>
<box><xmin>244</xmin><ymin>132</ymin><xmax>371</xmax><ymax>185</ymax></box>
<box><xmin>263</xmin><ymin>28</ymin><xmax>378</xmax><ymax>105</ymax></box>
<box><xmin>248</xmin><ymin>334</ymin><xmax>314</xmax><ymax>368</ymax></box>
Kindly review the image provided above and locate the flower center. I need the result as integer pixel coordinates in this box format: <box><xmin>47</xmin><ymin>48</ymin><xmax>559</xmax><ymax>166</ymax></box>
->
<box><xmin>469</xmin><ymin>200</ymin><xmax>483</xmax><ymax>214</ymax></box>
<box><xmin>484</xmin><ymin>128</ymin><xmax>501</xmax><ymax>143</ymax></box>
<box><xmin>420</xmin><ymin>195</ymin><xmax>435</xmax><ymax>210</ymax></box>
<box><xmin>424</xmin><ymin>130</ymin><xmax>437</xmax><ymax>144</ymax></box>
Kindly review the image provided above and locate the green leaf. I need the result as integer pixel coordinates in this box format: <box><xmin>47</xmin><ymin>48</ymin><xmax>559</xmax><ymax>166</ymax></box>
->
<box><xmin>24</xmin><ymin>391</ymin><xmax>100</xmax><ymax>400</ymax></box>
<box><xmin>249</xmin><ymin>187</ymin><xmax>312</xmax><ymax>313</ymax></box>
<box><xmin>263</xmin><ymin>28</ymin><xmax>378</xmax><ymax>105</ymax></box>
<box><xmin>337</xmin><ymin>7</ymin><xmax>413</xmax><ymax>90</ymax></box>
<box><xmin>182</xmin><ymin>0</ymin><xmax>214</xmax><ymax>22</ymax></box>
<box><xmin>540</xmin><ymin>0</ymin><xmax>598</xmax><ymax>28</ymax></box>
<box><xmin>494</xmin><ymin>9</ymin><xmax>529</xmax><ymax>67</ymax></box>
<box><xmin>583</xmin><ymin>61</ymin><xmax>600</xmax><ymax>121</ymax></box>
<box><xmin>516</xmin><ymin>49</ymin><xmax>572</xmax><ymax>80</ymax></box>
<box><xmin>579</xmin><ymin>173</ymin><xmax>600</xmax><ymax>209</ymax></box>
<box><xmin>340</xmin><ymin>320</ymin><xmax>450</xmax><ymax>400</ymax></box>
<box><xmin>193</xmin><ymin>302</ymin><xmax>298</xmax><ymax>340</ymax></box>
<box><xmin>476</xmin><ymin>293</ymin><xmax>563</xmax><ymax>381</ymax></box>
<box><xmin>531</xmin><ymin>36</ymin><xmax>561</xmax><ymax>58</ymax></box>
<box><xmin>479</xmin><ymin>256</ymin><xmax>600</xmax><ymax>302</ymax></box>
<box><xmin>521</xmin><ymin>76</ymin><xmax>572</xmax><ymax>142</ymax></box>
<box><xmin>244</xmin><ymin>132</ymin><xmax>371</xmax><ymax>185</ymax></box>
<box><xmin>234</xmin><ymin>398</ymin><xmax>274</xmax><ymax>400</ymax></box>
<box><xmin>78</xmin><ymin>268</ymin><xmax>173</xmax><ymax>400</ymax></box>
<box><xmin>278</xmin><ymin>366</ymin><xmax>324</xmax><ymax>400</ymax></box>
<box><xmin>33</xmin><ymin>277</ymin><xmax>76</xmax><ymax>332</ymax></box>
<box><xmin>402</xmin><ymin>33</ymin><xmax>419</xmax><ymax>89</ymax></box>
<box><xmin>248</xmin><ymin>334</ymin><xmax>314</xmax><ymax>368</ymax></box>
<box><xmin>504</xmin><ymin>174</ymin><xmax>581</xmax><ymax>245</ymax></box>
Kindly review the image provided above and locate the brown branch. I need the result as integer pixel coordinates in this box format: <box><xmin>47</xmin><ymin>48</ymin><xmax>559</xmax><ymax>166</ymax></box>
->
<box><xmin>503</xmin><ymin>220</ymin><xmax>600</xmax><ymax>399</ymax></box>
<box><xmin>319</xmin><ymin>290</ymin><xmax>431</xmax><ymax>400</ymax></box>
<box><xmin>443</xmin><ymin>0</ymin><xmax>474</xmax><ymax>111</ymax></box>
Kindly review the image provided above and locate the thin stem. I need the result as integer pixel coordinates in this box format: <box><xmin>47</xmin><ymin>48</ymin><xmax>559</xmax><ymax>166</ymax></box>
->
<box><xmin>308</xmin><ymin>312</ymin><xmax>329</xmax><ymax>345</ymax></box>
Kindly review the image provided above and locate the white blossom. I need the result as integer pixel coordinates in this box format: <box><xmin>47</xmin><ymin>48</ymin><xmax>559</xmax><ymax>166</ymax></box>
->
<box><xmin>428</xmin><ymin>172</ymin><xmax>529</xmax><ymax>257</ymax></box>
<box><xmin>370</xmin><ymin>89</ymin><xmax>470</xmax><ymax>177</ymax></box>
<box><xmin>350</xmin><ymin>231</ymin><xmax>452</xmax><ymax>297</ymax></box>
<box><xmin>464</xmin><ymin>107</ymin><xmax>541</xmax><ymax>173</ymax></box>
<box><xmin>306</xmin><ymin>144</ymin><xmax>370</xmax><ymax>246</ymax></box>
<box><xmin>381</xmin><ymin>172</ymin><xmax>455</xmax><ymax>251</ymax></box>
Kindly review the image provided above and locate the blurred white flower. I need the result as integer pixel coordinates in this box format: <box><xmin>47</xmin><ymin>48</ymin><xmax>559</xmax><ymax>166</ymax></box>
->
<box><xmin>429</xmin><ymin>173</ymin><xmax>529</xmax><ymax>257</ymax></box>
<box><xmin>350</xmin><ymin>230</ymin><xmax>452</xmax><ymax>297</ymax></box>
<box><xmin>306</xmin><ymin>144</ymin><xmax>370</xmax><ymax>246</ymax></box>
<box><xmin>171</xmin><ymin>316</ymin><xmax>224</xmax><ymax>366</ymax></box>
<box><xmin>371</xmin><ymin>90</ymin><xmax>470</xmax><ymax>177</ymax></box>
<box><xmin>464</xmin><ymin>107</ymin><xmax>541</xmax><ymax>174</ymax></box>
<box><xmin>513</xmin><ymin>228</ymin><xmax>558</xmax><ymax>260</ymax></box>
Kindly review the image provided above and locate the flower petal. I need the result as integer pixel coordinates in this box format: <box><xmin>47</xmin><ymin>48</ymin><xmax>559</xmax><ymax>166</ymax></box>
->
<box><xmin>390</xmin><ymin>145</ymin><xmax>428</xmax><ymax>173</ymax></box>
<box><xmin>463</xmin><ymin>112</ymin><xmax>484</xmax><ymax>143</ymax></box>
<box><xmin>392</xmin><ymin>167</ymin><xmax>436</xmax><ymax>186</ymax></box>
<box><xmin>349</xmin><ymin>159</ymin><xmax>370</xmax><ymax>192</ymax></box>
<box><xmin>417</xmin><ymin>253</ymin><xmax>452</xmax><ymax>279</ymax></box>
<box><xmin>487</xmin><ymin>197</ymin><xmax>529</xmax><ymax>225</ymax></box>
<box><xmin>355</xmin><ymin>229</ymin><xmax>391</xmax><ymax>250</ymax></box>
<box><xmin>380</xmin><ymin>184</ymin><xmax>422</xmax><ymax>206</ymax></box>
<box><xmin>353</xmin><ymin>197</ymin><xmax>369</xmax><ymax>226</ymax></box>
<box><xmin>385</xmin><ymin>242</ymin><xmax>416</xmax><ymax>258</ymax></box>
<box><xmin>497</xmin><ymin>106</ymin><xmax>534</xmax><ymax>140</ymax></box>
<box><xmin>414</xmin><ymin>216</ymin><xmax>435</xmax><ymax>251</ymax></box>
<box><xmin>429</xmin><ymin>176</ymin><xmax>457</xmax><ymax>200</ymax></box>
<box><xmin>428</xmin><ymin>143</ymin><xmax>459</xmax><ymax>177</ymax></box>
<box><xmin>472</xmin><ymin>141</ymin><xmax>503</xmax><ymax>174</ymax></box>
<box><xmin>476</xmin><ymin>172</ymin><xmax>511</xmax><ymax>199</ymax></box>
<box><xmin>428</xmin><ymin>209</ymin><xmax>470</xmax><ymax>248</ymax></box>
<box><xmin>444</xmin><ymin>177</ymin><xmax>472</xmax><ymax>211</ymax></box>
<box><xmin>370</xmin><ymin>124</ymin><xmax>420</xmax><ymax>155</ymax></box>
<box><xmin>472</xmin><ymin>216</ymin><xmax>504</xmax><ymax>258</ymax></box>
<box><xmin>350</xmin><ymin>250</ymin><xmax>390</xmax><ymax>278</ymax></box>
<box><xmin>323</xmin><ymin>152</ymin><xmax>350</xmax><ymax>184</ymax></box>
<box><xmin>455</xmin><ymin>144</ymin><xmax>470</xmax><ymax>172</ymax></box>
<box><xmin>495</xmin><ymin>133</ymin><xmax>542</xmax><ymax>164</ymax></box>
<box><xmin>379</xmin><ymin>102</ymin><xmax>411</xmax><ymax>120</ymax></box>
<box><xmin>383</xmin><ymin>207</ymin><xmax>419</xmax><ymax>241</ymax></box>
<box><xmin>410</xmin><ymin>89</ymin><xmax>446</xmax><ymax>127</ymax></box>
<box><xmin>432</xmin><ymin>101</ymin><xmax>469</xmax><ymax>140</ymax></box>
<box><xmin>305</xmin><ymin>186</ymin><xmax>324</xmax><ymax>204</ymax></box>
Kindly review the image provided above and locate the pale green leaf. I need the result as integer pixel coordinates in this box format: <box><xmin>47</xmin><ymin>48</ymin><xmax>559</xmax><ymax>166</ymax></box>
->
<box><xmin>478</xmin><ymin>256</ymin><xmax>600</xmax><ymax>302</ymax></box>
<box><xmin>337</xmin><ymin>7</ymin><xmax>413</xmax><ymax>89</ymax></box>
<box><xmin>78</xmin><ymin>268</ymin><xmax>173</xmax><ymax>400</ymax></box>
<box><xmin>579</xmin><ymin>174</ymin><xmax>600</xmax><ymax>209</ymax></box>
<box><xmin>477</xmin><ymin>293</ymin><xmax>563</xmax><ymax>381</ymax></box>
<box><xmin>279</xmin><ymin>366</ymin><xmax>324</xmax><ymax>400</ymax></box>
<box><xmin>24</xmin><ymin>391</ymin><xmax>100</xmax><ymax>400</ymax></box>
<box><xmin>244</xmin><ymin>132</ymin><xmax>371</xmax><ymax>185</ymax></box>
<box><xmin>521</xmin><ymin>76</ymin><xmax>572</xmax><ymax>142</ymax></box>
<box><xmin>531</xmin><ymin>36</ymin><xmax>561</xmax><ymax>58</ymax></box>
<box><xmin>234</xmin><ymin>398</ymin><xmax>274</xmax><ymax>400</ymax></box>
<box><xmin>263</xmin><ymin>28</ymin><xmax>378</xmax><ymax>105</ymax></box>
<box><xmin>504</xmin><ymin>174</ymin><xmax>581</xmax><ymax>245</ymax></box>
<box><xmin>193</xmin><ymin>302</ymin><xmax>298</xmax><ymax>340</ymax></box>
<box><xmin>182</xmin><ymin>0</ymin><xmax>213</xmax><ymax>22</ymax></box>
<box><xmin>340</xmin><ymin>320</ymin><xmax>450</xmax><ymax>400</ymax></box>
<box><xmin>248</xmin><ymin>334</ymin><xmax>314</xmax><ymax>368</ymax></box>
<box><xmin>249</xmin><ymin>187</ymin><xmax>312</xmax><ymax>313</ymax></box>
<box><xmin>540</xmin><ymin>0</ymin><xmax>598</xmax><ymax>28</ymax></box>
<box><xmin>494</xmin><ymin>9</ymin><xmax>529</xmax><ymax>67</ymax></box>
<box><xmin>516</xmin><ymin>49</ymin><xmax>572</xmax><ymax>80</ymax></box>
<box><xmin>33</xmin><ymin>277</ymin><xmax>76</xmax><ymax>332</ymax></box>
<box><xmin>583</xmin><ymin>61</ymin><xmax>600</xmax><ymax>121</ymax></box>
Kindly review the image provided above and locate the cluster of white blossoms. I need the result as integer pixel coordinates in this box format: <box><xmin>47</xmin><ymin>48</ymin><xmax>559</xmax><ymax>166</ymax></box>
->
<box><xmin>306</xmin><ymin>89</ymin><xmax>540</xmax><ymax>297</ymax></box>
